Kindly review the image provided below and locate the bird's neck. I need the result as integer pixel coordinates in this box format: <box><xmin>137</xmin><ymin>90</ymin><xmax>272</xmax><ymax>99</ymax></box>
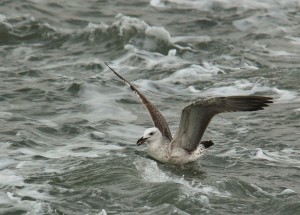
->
<box><xmin>147</xmin><ymin>135</ymin><xmax>169</xmax><ymax>147</ymax></box>
<box><xmin>146</xmin><ymin>136</ymin><xmax>171</xmax><ymax>162</ymax></box>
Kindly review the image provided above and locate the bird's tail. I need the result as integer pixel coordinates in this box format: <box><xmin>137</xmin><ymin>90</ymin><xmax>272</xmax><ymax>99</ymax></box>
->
<box><xmin>201</xmin><ymin>140</ymin><xmax>214</xmax><ymax>149</ymax></box>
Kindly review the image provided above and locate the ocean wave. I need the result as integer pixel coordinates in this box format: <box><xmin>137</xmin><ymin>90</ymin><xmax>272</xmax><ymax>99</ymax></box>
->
<box><xmin>0</xmin><ymin>13</ymin><xmax>208</xmax><ymax>54</ymax></box>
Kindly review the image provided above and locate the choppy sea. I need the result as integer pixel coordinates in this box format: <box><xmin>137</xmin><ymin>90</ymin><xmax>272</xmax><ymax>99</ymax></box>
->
<box><xmin>1</xmin><ymin>0</ymin><xmax>300</xmax><ymax>214</ymax></box>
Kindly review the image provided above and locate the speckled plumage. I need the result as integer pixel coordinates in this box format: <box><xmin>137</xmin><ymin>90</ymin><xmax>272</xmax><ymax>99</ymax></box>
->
<box><xmin>107</xmin><ymin>63</ymin><xmax>273</xmax><ymax>164</ymax></box>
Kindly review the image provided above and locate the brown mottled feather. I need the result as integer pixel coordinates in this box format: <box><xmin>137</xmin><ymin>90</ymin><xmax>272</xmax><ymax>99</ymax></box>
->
<box><xmin>106</xmin><ymin>63</ymin><xmax>273</xmax><ymax>152</ymax></box>
<box><xmin>172</xmin><ymin>96</ymin><xmax>273</xmax><ymax>151</ymax></box>
<box><xmin>106</xmin><ymin>63</ymin><xmax>172</xmax><ymax>141</ymax></box>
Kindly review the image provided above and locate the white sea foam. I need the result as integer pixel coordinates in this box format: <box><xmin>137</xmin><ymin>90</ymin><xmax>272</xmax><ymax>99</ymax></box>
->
<box><xmin>149</xmin><ymin>0</ymin><xmax>165</xmax><ymax>7</ymax></box>
<box><xmin>95</xmin><ymin>209</ymin><xmax>108</xmax><ymax>215</ymax></box>
<box><xmin>0</xmin><ymin>142</ymin><xmax>12</xmax><ymax>152</ymax></box>
<box><xmin>11</xmin><ymin>46</ymin><xmax>35</xmax><ymax>63</ymax></box>
<box><xmin>0</xmin><ymin>191</ymin><xmax>16</xmax><ymax>205</ymax></box>
<box><xmin>37</xmin><ymin>119</ymin><xmax>58</xmax><ymax>128</ymax></box>
<box><xmin>150</xmin><ymin>0</ymin><xmax>294</xmax><ymax>11</ymax></box>
<box><xmin>113</xmin><ymin>46</ymin><xmax>187</xmax><ymax>72</ymax></box>
<box><xmin>0</xmin><ymin>169</ymin><xmax>24</xmax><ymax>186</ymax></box>
<box><xmin>168</xmin><ymin>49</ymin><xmax>176</xmax><ymax>56</ymax></box>
<box><xmin>252</xmin><ymin>148</ymin><xmax>300</xmax><ymax>167</ymax></box>
<box><xmin>188</xmin><ymin>79</ymin><xmax>299</xmax><ymax>104</ymax></box>
<box><xmin>150</xmin><ymin>0</ymin><xmax>213</xmax><ymax>10</ymax></box>
<box><xmin>144</xmin><ymin>51</ymin><xmax>186</xmax><ymax>69</ymax></box>
<box><xmin>252</xmin><ymin>148</ymin><xmax>276</xmax><ymax>161</ymax></box>
<box><xmin>0</xmin><ymin>156</ymin><xmax>16</xmax><ymax>170</ymax></box>
<box><xmin>107</xmin><ymin>54</ymin><xmax>299</xmax><ymax>176</ymax></box>
<box><xmin>91</xmin><ymin>131</ymin><xmax>106</xmax><ymax>139</ymax></box>
<box><xmin>134</xmin><ymin>158</ymin><xmax>231</xmax><ymax>198</ymax></box>
<box><xmin>0</xmin><ymin>111</ymin><xmax>13</xmax><ymax>119</ymax></box>
<box><xmin>45</xmin><ymin>142</ymin><xmax>121</xmax><ymax>159</ymax></box>
<box><xmin>235</xmin><ymin>127</ymin><xmax>249</xmax><ymax>134</ymax></box>
<box><xmin>133</xmin><ymin>79</ymin><xmax>161</xmax><ymax>93</ymax></box>
<box><xmin>250</xmin><ymin>183</ymin><xmax>273</xmax><ymax>196</ymax></box>
<box><xmin>145</xmin><ymin>26</ymin><xmax>171</xmax><ymax>43</ymax></box>
<box><xmin>113</xmin><ymin>14</ymin><xmax>149</xmax><ymax>36</ymax></box>
<box><xmin>108</xmin><ymin>14</ymin><xmax>205</xmax><ymax>52</ymax></box>
<box><xmin>15</xmin><ymin>144</ymin><xmax>115</xmax><ymax>160</ymax></box>
<box><xmin>171</xmin><ymin>36</ymin><xmax>211</xmax><ymax>44</ymax></box>
<box><xmin>78</xmin><ymin>84</ymin><xmax>137</xmax><ymax>123</ymax></box>
<box><xmin>200</xmin><ymin>195</ymin><xmax>210</xmax><ymax>206</ymax></box>
<box><xmin>159</xmin><ymin>63</ymin><xmax>223</xmax><ymax>84</ymax></box>
<box><xmin>286</xmin><ymin>36</ymin><xmax>300</xmax><ymax>45</ymax></box>
<box><xmin>251</xmin><ymin>184</ymin><xmax>297</xmax><ymax>197</ymax></box>
<box><xmin>188</xmin><ymin>86</ymin><xmax>201</xmax><ymax>93</ymax></box>
<box><xmin>233</xmin><ymin>18</ymin><xmax>255</xmax><ymax>32</ymax></box>
<box><xmin>277</xmin><ymin>188</ymin><xmax>297</xmax><ymax>196</ymax></box>
<box><xmin>6</xmin><ymin>192</ymin><xmax>20</xmax><ymax>202</ymax></box>
<box><xmin>16</xmin><ymin>184</ymin><xmax>54</xmax><ymax>201</ymax></box>
<box><xmin>86</xmin><ymin>22</ymin><xmax>109</xmax><ymax>33</ymax></box>
<box><xmin>199</xmin><ymin>79</ymin><xmax>270</xmax><ymax>96</ymax></box>
<box><xmin>2</xmin><ymin>191</ymin><xmax>54</xmax><ymax>214</ymax></box>
<box><xmin>267</xmin><ymin>49</ymin><xmax>295</xmax><ymax>57</ymax></box>
<box><xmin>134</xmin><ymin>158</ymin><xmax>170</xmax><ymax>182</ymax></box>
<box><xmin>0</xmin><ymin>13</ymin><xmax>6</xmax><ymax>22</ymax></box>
<box><xmin>0</xmin><ymin>14</ymin><xmax>12</xmax><ymax>30</ymax></box>
<box><xmin>26</xmin><ymin>202</ymin><xmax>55</xmax><ymax>215</ymax></box>
<box><xmin>272</xmin><ymin>87</ymin><xmax>299</xmax><ymax>103</ymax></box>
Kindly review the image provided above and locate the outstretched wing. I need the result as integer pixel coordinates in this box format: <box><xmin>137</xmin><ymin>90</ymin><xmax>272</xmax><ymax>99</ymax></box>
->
<box><xmin>172</xmin><ymin>96</ymin><xmax>273</xmax><ymax>152</ymax></box>
<box><xmin>105</xmin><ymin>63</ymin><xmax>172</xmax><ymax>141</ymax></box>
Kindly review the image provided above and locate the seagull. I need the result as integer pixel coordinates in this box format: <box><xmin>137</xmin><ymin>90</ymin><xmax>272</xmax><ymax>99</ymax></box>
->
<box><xmin>106</xmin><ymin>63</ymin><xmax>273</xmax><ymax>164</ymax></box>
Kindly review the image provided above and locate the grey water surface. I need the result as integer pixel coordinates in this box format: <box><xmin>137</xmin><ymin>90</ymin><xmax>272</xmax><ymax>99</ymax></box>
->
<box><xmin>1</xmin><ymin>0</ymin><xmax>300</xmax><ymax>214</ymax></box>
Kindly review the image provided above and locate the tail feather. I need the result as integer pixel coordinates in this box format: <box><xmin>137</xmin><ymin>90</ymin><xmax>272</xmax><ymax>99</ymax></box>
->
<box><xmin>201</xmin><ymin>140</ymin><xmax>214</xmax><ymax>149</ymax></box>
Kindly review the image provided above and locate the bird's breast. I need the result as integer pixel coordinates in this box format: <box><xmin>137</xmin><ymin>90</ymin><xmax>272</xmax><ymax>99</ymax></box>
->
<box><xmin>147</xmin><ymin>141</ymin><xmax>170</xmax><ymax>163</ymax></box>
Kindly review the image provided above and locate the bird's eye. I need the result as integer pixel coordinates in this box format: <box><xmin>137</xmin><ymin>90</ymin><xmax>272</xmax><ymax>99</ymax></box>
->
<box><xmin>149</xmin><ymin>132</ymin><xmax>154</xmax><ymax>135</ymax></box>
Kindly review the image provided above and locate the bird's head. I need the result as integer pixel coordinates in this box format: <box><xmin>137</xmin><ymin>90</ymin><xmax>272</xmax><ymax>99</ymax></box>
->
<box><xmin>136</xmin><ymin>127</ymin><xmax>161</xmax><ymax>146</ymax></box>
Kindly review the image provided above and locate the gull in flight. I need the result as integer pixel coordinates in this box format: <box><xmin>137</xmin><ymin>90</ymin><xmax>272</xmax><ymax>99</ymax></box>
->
<box><xmin>106</xmin><ymin>63</ymin><xmax>273</xmax><ymax>164</ymax></box>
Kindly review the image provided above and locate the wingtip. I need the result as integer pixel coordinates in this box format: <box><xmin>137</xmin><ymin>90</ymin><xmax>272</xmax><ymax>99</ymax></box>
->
<box><xmin>258</xmin><ymin>96</ymin><xmax>274</xmax><ymax>109</ymax></box>
<box><xmin>260</xmin><ymin>96</ymin><xmax>273</xmax><ymax>103</ymax></box>
<box><xmin>266</xmin><ymin>97</ymin><xmax>273</xmax><ymax>103</ymax></box>
<box><xmin>228</xmin><ymin>95</ymin><xmax>274</xmax><ymax>111</ymax></box>
<box><xmin>104</xmin><ymin>61</ymin><xmax>111</xmax><ymax>69</ymax></box>
<box><xmin>105</xmin><ymin>62</ymin><xmax>173</xmax><ymax>142</ymax></box>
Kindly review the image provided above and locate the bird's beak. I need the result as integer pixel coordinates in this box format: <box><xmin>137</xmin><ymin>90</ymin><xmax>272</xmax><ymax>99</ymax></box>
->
<box><xmin>136</xmin><ymin>136</ymin><xmax>148</xmax><ymax>146</ymax></box>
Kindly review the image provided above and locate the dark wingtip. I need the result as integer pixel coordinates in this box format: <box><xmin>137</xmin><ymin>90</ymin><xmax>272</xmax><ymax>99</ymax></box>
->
<box><xmin>228</xmin><ymin>96</ymin><xmax>273</xmax><ymax>111</ymax></box>
<box><xmin>104</xmin><ymin>62</ymin><xmax>113</xmax><ymax>70</ymax></box>
<box><xmin>201</xmin><ymin>140</ymin><xmax>214</xmax><ymax>149</ymax></box>
<box><xmin>252</xmin><ymin>96</ymin><xmax>273</xmax><ymax>110</ymax></box>
<box><xmin>259</xmin><ymin>96</ymin><xmax>273</xmax><ymax>104</ymax></box>
<box><xmin>105</xmin><ymin>62</ymin><xmax>129</xmax><ymax>84</ymax></box>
